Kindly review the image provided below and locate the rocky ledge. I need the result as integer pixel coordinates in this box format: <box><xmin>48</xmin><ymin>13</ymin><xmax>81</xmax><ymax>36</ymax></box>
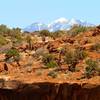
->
<box><xmin>0</xmin><ymin>79</ymin><xmax>100</xmax><ymax>100</ymax></box>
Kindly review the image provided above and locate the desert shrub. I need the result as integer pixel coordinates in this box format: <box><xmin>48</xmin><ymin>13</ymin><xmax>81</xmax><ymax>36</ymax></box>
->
<box><xmin>39</xmin><ymin>30</ymin><xmax>50</xmax><ymax>36</ymax></box>
<box><xmin>4</xmin><ymin>27</ymin><xmax>23</xmax><ymax>45</ymax></box>
<box><xmin>13</xmin><ymin>33</ymin><xmax>23</xmax><ymax>43</ymax></box>
<box><xmin>65</xmin><ymin>50</ymin><xmax>74</xmax><ymax>64</ymax></box>
<box><xmin>0</xmin><ymin>35</ymin><xmax>8</xmax><ymax>46</ymax></box>
<box><xmin>42</xmin><ymin>53</ymin><xmax>58</xmax><ymax>68</ymax></box>
<box><xmin>86</xmin><ymin>59</ymin><xmax>98</xmax><ymax>68</ymax></box>
<box><xmin>5</xmin><ymin>49</ymin><xmax>20</xmax><ymax>65</ymax></box>
<box><xmin>90</xmin><ymin>43</ymin><xmax>100</xmax><ymax>52</ymax></box>
<box><xmin>46</xmin><ymin>61</ymin><xmax>58</xmax><ymax>68</ymax></box>
<box><xmin>64</xmin><ymin>48</ymin><xmax>87</xmax><ymax>72</ymax></box>
<box><xmin>0</xmin><ymin>25</ymin><xmax>22</xmax><ymax>38</ymax></box>
<box><xmin>51</xmin><ymin>30</ymin><xmax>65</xmax><ymax>38</ymax></box>
<box><xmin>42</xmin><ymin>53</ymin><xmax>54</xmax><ymax>64</ymax></box>
<box><xmin>84</xmin><ymin>59</ymin><xmax>99</xmax><ymax>78</ymax></box>
<box><xmin>11</xmin><ymin>36</ymin><xmax>23</xmax><ymax>47</ymax></box>
<box><xmin>47</xmin><ymin>70</ymin><xmax>57</xmax><ymax>78</ymax></box>
<box><xmin>0</xmin><ymin>24</ymin><xmax>10</xmax><ymax>36</ymax></box>
<box><xmin>39</xmin><ymin>30</ymin><xmax>65</xmax><ymax>39</ymax></box>
<box><xmin>26</xmin><ymin>35</ymin><xmax>33</xmax><ymax>50</ymax></box>
<box><xmin>64</xmin><ymin>50</ymin><xmax>78</xmax><ymax>72</ymax></box>
<box><xmin>68</xmin><ymin>25</ymin><xmax>88</xmax><ymax>36</ymax></box>
<box><xmin>5</xmin><ymin>49</ymin><xmax>19</xmax><ymax>58</ymax></box>
<box><xmin>57</xmin><ymin>47</ymin><xmax>67</xmax><ymax>65</ymax></box>
<box><xmin>74</xmin><ymin>48</ymin><xmax>87</xmax><ymax>60</ymax></box>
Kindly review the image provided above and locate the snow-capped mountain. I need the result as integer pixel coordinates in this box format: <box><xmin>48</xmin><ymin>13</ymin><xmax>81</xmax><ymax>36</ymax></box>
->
<box><xmin>24</xmin><ymin>22</ymin><xmax>48</xmax><ymax>32</ymax></box>
<box><xmin>24</xmin><ymin>18</ymin><xmax>93</xmax><ymax>32</ymax></box>
<box><xmin>48</xmin><ymin>18</ymin><xmax>69</xmax><ymax>32</ymax></box>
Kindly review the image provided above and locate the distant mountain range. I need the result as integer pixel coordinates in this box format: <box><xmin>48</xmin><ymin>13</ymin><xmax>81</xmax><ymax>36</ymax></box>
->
<box><xmin>23</xmin><ymin>18</ymin><xmax>94</xmax><ymax>32</ymax></box>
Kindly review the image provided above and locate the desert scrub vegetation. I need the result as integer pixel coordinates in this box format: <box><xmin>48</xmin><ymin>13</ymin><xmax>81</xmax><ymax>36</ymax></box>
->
<box><xmin>64</xmin><ymin>50</ymin><xmax>78</xmax><ymax>72</ymax></box>
<box><xmin>90</xmin><ymin>43</ymin><xmax>100</xmax><ymax>52</ymax></box>
<box><xmin>39</xmin><ymin>30</ymin><xmax>66</xmax><ymax>40</ymax></box>
<box><xmin>26</xmin><ymin>35</ymin><xmax>33</xmax><ymax>50</ymax></box>
<box><xmin>64</xmin><ymin>48</ymin><xmax>87</xmax><ymax>72</ymax></box>
<box><xmin>0</xmin><ymin>35</ymin><xmax>8</xmax><ymax>46</ymax></box>
<box><xmin>84</xmin><ymin>59</ymin><xmax>100</xmax><ymax>78</ymax></box>
<box><xmin>57</xmin><ymin>47</ymin><xmax>66</xmax><ymax>66</ymax></box>
<box><xmin>42</xmin><ymin>53</ymin><xmax>58</xmax><ymax>68</ymax></box>
<box><xmin>5</xmin><ymin>48</ymin><xmax>20</xmax><ymax>66</ymax></box>
<box><xmin>39</xmin><ymin>30</ymin><xmax>51</xmax><ymax>37</ymax></box>
<box><xmin>11</xmin><ymin>28</ymin><xmax>23</xmax><ymax>45</ymax></box>
<box><xmin>74</xmin><ymin>48</ymin><xmax>87</xmax><ymax>60</ymax></box>
<box><xmin>0</xmin><ymin>24</ymin><xmax>22</xmax><ymax>37</ymax></box>
<box><xmin>0</xmin><ymin>24</ymin><xmax>23</xmax><ymax>47</ymax></box>
<box><xmin>47</xmin><ymin>70</ymin><xmax>58</xmax><ymax>78</ymax></box>
<box><xmin>68</xmin><ymin>25</ymin><xmax>89</xmax><ymax>36</ymax></box>
<box><xmin>51</xmin><ymin>30</ymin><xmax>66</xmax><ymax>39</ymax></box>
<box><xmin>0</xmin><ymin>24</ymin><xmax>10</xmax><ymax>36</ymax></box>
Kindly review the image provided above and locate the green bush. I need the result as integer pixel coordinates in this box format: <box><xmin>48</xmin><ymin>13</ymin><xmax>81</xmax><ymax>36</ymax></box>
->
<box><xmin>5</xmin><ymin>49</ymin><xmax>20</xmax><ymax>65</ymax></box>
<box><xmin>47</xmin><ymin>71</ymin><xmax>57</xmax><ymax>78</ymax></box>
<box><xmin>64</xmin><ymin>48</ymin><xmax>87</xmax><ymax>72</ymax></box>
<box><xmin>64</xmin><ymin>50</ymin><xmax>78</xmax><ymax>72</ymax></box>
<box><xmin>42</xmin><ymin>53</ymin><xmax>58</xmax><ymax>68</ymax></box>
<box><xmin>64</xmin><ymin>50</ymin><xmax>76</xmax><ymax>65</ymax></box>
<box><xmin>86</xmin><ymin>59</ymin><xmax>98</xmax><ymax>68</ymax></box>
<box><xmin>42</xmin><ymin>53</ymin><xmax>54</xmax><ymax>64</ymax></box>
<box><xmin>84</xmin><ymin>59</ymin><xmax>99</xmax><ymax>78</ymax></box>
<box><xmin>6</xmin><ymin>49</ymin><xmax>19</xmax><ymax>57</ymax></box>
<box><xmin>46</xmin><ymin>61</ymin><xmax>58</xmax><ymax>68</ymax></box>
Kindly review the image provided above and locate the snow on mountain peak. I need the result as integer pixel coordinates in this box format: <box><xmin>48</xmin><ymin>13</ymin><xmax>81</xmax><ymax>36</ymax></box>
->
<box><xmin>24</xmin><ymin>18</ymin><xmax>93</xmax><ymax>32</ymax></box>
<box><xmin>54</xmin><ymin>17</ymin><xmax>68</xmax><ymax>24</ymax></box>
<box><xmin>69</xmin><ymin>18</ymin><xmax>81</xmax><ymax>25</ymax></box>
<box><xmin>48</xmin><ymin>17</ymin><xmax>68</xmax><ymax>28</ymax></box>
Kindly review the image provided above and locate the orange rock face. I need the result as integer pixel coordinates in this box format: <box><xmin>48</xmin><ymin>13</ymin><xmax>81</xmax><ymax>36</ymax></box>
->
<box><xmin>0</xmin><ymin>82</ymin><xmax>99</xmax><ymax>100</ymax></box>
<box><xmin>0</xmin><ymin>62</ymin><xmax>5</xmax><ymax>72</ymax></box>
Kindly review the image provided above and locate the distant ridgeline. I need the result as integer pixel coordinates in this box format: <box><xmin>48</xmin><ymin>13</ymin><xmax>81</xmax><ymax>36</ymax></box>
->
<box><xmin>23</xmin><ymin>18</ymin><xmax>94</xmax><ymax>32</ymax></box>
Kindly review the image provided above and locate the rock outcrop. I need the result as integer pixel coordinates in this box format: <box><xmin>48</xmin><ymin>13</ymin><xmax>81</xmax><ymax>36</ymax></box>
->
<box><xmin>0</xmin><ymin>80</ymin><xmax>99</xmax><ymax>100</ymax></box>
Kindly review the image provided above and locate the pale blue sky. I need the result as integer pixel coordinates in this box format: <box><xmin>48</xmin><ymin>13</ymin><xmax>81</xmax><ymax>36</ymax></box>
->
<box><xmin>0</xmin><ymin>0</ymin><xmax>100</xmax><ymax>28</ymax></box>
